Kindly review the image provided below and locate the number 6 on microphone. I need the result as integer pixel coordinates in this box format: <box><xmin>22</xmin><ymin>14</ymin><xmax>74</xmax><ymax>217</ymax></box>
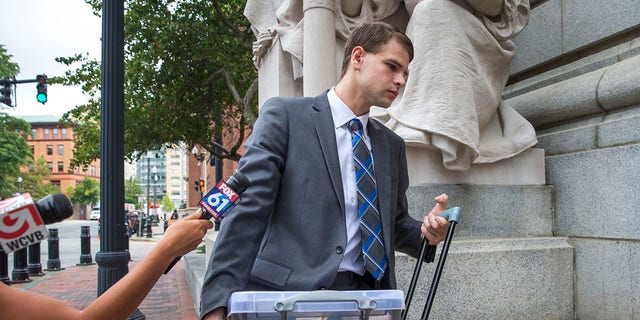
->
<box><xmin>199</xmin><ymin>180</ymin><xmax>240</xmax><ymax>220</ymax></box>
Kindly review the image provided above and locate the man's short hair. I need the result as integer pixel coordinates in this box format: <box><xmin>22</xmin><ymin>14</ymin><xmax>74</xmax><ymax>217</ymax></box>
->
<box><xmin>340</xmin><ymin>21</ymin><xmax>414</xmax><ymax>77</ymax></box>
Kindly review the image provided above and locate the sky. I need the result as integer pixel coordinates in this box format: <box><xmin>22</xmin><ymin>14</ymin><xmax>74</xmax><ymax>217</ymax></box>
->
<box><xmin>0</xmin><ymin>0</ymin><xmax>102</xmax><ymax>118</ymax></box>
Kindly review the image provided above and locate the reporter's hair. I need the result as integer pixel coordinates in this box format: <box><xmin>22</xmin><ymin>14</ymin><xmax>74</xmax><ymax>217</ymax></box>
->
<box><xmin>340</xmin><ymin>21</ymin><xmax>414</xmax><ymax>77</ymax></box>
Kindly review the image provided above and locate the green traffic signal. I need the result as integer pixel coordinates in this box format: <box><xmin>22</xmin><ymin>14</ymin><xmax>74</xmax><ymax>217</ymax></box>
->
<box><xmin>36</xmin><ymin>92</ymin><xmax>47</xmax><ymax>103</ymax></box>
<box><xmin>36</xmin><ymin>74</ymin><xmax>47</xmax><ymax>104</ymax></box>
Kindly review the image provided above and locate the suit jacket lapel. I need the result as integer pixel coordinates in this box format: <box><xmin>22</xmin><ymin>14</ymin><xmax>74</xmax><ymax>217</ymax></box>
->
<box><xmin>368</xmin><ymin>119</ymin><xmax>393</xmax><ymax>253</ymax></box>
<box><xmin>311</xmin><ymin>93</ymin><xmax>346</xmax><ymax>215</ymax></box>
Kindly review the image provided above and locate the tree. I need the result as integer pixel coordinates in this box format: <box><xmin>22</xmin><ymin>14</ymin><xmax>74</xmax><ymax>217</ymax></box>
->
<box><xmin>125</xmin><ymin>176</ymin><xmax>144</xmax><ymax>207</ymax></box>
<box><xmin>160</xmin><ymin>194</ymin><xmax>175</xmax><ymax>213</ymax></box>
<box><xmin>0</xmin><ymin>44</ymin><xmax>20</xmax><ymax>80</ymax></box>
<box><xmin>0</xmin><ymin>113</ymin><xmax>32</xmax><ymax>198</ymax></box>
<box><xmin>55</xmin><ymin>0</ymin><xmax>257</xmax><ymax>169</ymax></box>
<box><xmin>0</xmin><ymin>45</ymin><xmax>31</xmax><ymax>198</ymax></box>
<box><xmin>69</xmin><ymin>176</ymin><xmax>100</xmax><ymax>208</ymax></box>
<box><xmin>20</xmin><ymin>157</ymin><xmax>60</xmax><ymax>200</ymax></box>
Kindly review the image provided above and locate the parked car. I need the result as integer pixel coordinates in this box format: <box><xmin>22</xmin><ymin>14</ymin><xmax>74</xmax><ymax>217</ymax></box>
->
<box><xmin>89</xmin><ymin>210</ymin><xmax>101</xmax><ymax>220</ymax></box>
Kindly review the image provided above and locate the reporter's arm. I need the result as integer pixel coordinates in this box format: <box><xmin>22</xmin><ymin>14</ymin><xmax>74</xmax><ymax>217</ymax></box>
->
<box><xmin>0</xmin><ymin>209</ymin><xmax>212</xmax><ymax>320</ymax></box>
<box><xmin>81</xmin><ymin>209</ymin><xmax>212</xmax><ymax>319</ymax></box>
<box><xmin>0</xmin><ymin>283</ymin><xmax>81</xmax><ymax>320</ymax></box>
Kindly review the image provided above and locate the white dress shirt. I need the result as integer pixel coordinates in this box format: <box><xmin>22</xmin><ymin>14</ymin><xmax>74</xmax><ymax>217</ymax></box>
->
<box><xmin>327</xmin><ymin>88</ymin><xmax>374</xmax><ymax>275</ymax></box>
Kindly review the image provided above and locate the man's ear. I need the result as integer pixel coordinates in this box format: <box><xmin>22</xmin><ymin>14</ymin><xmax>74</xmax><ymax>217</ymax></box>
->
<box><xmin>351</xmin><ymin>46</ymin><xmax>365</xmax><ymax>68</ymax></box>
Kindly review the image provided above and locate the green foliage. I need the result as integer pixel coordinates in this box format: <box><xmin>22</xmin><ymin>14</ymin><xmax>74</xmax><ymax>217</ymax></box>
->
<box><xmin>0</xmin><ymin>113</ymin><xmax>32</xmax><ymax>198</ymax></box>
<box><xmin>19</xmin><ymin>157</ymin><xmax>60</xmax><ymax>200</ymax></box>
<box><xmin>54</xmin><ymin>54</ymin><xmax>103</xmax><ymax>170</ymax></box>
<box><xmin>0</xmin><ymin>44</ymin><xmax>20</xmax><ymax>78</ymax></box>
<box><xmin>160</xmin><ymin>193</ymin><xmax>175</xmax><ymax>212</ymax></box>
<box><xmin>69</xmin><ymin>176</ymin><xmax>100</xmax><ymax>206</ymax></box>
<box><xmin>56</xmin><ymin>0</ymin><xmax>258</xmax><ymax>169</ymax></box>
<box><xmin>0</xmin><ymin>47</ymin><xmax>28</xmax><ymax>198</ymax></box>
<box><xmin>125</xmin><ymin>176</ymin><xmax>144</xmax><ymax>206</ymax></box>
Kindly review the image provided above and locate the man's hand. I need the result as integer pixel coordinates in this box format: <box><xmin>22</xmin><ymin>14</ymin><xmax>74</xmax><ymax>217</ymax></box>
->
<box><xmin>421</xmin><ymin>194</ymin><xmax>450</xmax><ymax>245</ymax></box>
<box><xmin>203</xmin><ymin>307</ymin><xmax>227</xmax><ymax>320</ymax></box>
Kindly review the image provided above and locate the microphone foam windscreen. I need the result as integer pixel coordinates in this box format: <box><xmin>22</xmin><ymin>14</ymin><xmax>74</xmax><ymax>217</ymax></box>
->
<box><xmin>38</xmin><ymin>193</ymin><xmax>74</xmax><ymax>224</ymax></box>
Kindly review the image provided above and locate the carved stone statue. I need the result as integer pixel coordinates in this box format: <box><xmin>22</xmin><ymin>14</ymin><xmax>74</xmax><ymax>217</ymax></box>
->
<box><xmin>245</xmin><ymin>0</ymin><xmax>539</xmax><ymax>174</ymax></box>
<box><xmin>372</xmin><ymin>0</ymin><xmax>537</xmax><ymax>171</ymax></box>
<box><xmin>245</xmin><ymin>0</ymin><xmax>403</xmax><ymax>75</ymax></box>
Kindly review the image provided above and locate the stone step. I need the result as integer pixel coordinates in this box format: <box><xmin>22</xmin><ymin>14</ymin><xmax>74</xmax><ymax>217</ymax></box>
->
<box><xmin>407</xmin><ymin>184</ymin><xmax>555</xmax><ymax>238</ymax></box>
<box><xmin>396</xmin><ymin>236</ymin><xmax>574</xmax><ymax>320</ymax></box>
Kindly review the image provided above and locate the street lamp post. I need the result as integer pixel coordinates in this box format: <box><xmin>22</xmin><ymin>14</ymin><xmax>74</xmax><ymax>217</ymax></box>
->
<box><xmin>95</xmin><ymin>3</ymin><xmax>146</xmax><ymax>318</ymax></box>
<box><xmin>146</xmin><ymin>164</ymin><xmax>156</xmax><ymax>238</ymax></box>
<box><xmin>17</xmin><ymin>177</ymin><xmax>22</xmax><ymax>194</ymax></box>
<box><xmin>153</xmin><ymin>173</ymin><xmax>159</xmax><ymax>231</ymax></box>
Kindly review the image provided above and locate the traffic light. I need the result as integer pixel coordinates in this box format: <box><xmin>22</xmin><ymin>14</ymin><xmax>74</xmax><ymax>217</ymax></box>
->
<box><xmin>36</xmin><ymin>74</ymin><xmax>47</xmax><ymax>104</ymax></box>
<box><xmin>194</xmin><ymin>179</ymin><xmax>205</xmax><ymax>193</ymax></box>
<box><xmin>0</xmin><ymin>81</ymin><xmax>12</xmax><ymax>106</ymax></box>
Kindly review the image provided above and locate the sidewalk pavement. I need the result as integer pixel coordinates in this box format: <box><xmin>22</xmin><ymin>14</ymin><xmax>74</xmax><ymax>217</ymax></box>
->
<box><xmin>11</xmin><ymin>227</ymin><xmax>200</xmax><ymax>320</ymax></box>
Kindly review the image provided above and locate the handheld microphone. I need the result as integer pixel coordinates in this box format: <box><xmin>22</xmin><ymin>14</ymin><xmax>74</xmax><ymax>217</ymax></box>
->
<box><xmin>0</xmin><ymin>193</ymin><xmax>73</xmax><ymax>254</ymax></box>
<box><xmin>199</xmin><ymin>171</ymin><xmax>250</xmax><ymax>222</ymax></box>
<box><xmin>163</xmin><ymin>171</ymin><xmax>249</xmax><ymax>274</ymax></box>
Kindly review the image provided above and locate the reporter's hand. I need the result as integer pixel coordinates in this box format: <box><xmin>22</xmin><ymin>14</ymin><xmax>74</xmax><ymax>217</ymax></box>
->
<box><xmin>159</xmin><ymin>209</ymin><xmax>213</xmax><ymax>258</ymax></box>
<box><xmin>421</xmin><ymin>194</ymin><xmax>450</xmax><ymax>245</ymax></box>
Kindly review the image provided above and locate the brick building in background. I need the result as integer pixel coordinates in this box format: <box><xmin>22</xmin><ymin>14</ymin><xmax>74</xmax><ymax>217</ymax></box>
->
<box><xmin>19</xmin><ymin>115</ymin><xmax>100</xmax><ymax>200</ymax></box>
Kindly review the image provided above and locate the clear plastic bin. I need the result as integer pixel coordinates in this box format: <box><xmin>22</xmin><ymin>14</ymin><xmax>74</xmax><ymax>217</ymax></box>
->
<box><xmin>227</xmin><ymin>290</ymin><xmax>404</xmax><ymax>320</ymax></box>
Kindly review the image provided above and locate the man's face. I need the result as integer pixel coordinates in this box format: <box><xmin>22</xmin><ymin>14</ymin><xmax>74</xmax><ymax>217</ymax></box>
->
<box><xmin>357</xmin><ymin>38</ymin><xmax>410</xmax><ymax>109</ymax></box>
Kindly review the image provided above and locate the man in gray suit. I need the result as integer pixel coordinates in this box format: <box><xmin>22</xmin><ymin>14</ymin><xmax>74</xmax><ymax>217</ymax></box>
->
<box><xmin>200</xmin><ymin>21</ymin><xmax>451</xmax><ymax>320</ymax></box>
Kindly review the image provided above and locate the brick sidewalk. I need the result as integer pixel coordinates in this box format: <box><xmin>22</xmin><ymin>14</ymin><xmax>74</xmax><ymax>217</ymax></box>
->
<box><xmin>12</xmin><ymin>259</ymin><xmax>198</xmax><ymax>319</ymax></box>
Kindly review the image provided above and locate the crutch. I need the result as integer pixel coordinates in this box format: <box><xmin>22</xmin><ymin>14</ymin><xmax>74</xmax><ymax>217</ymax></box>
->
<box><xmin>402</xmin><ymin>206</ymin><xmax>462</xmax><ymax>320</ymax></box>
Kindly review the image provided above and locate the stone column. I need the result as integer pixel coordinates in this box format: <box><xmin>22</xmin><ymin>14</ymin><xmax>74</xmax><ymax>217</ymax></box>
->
<box><xmin>303</xmin><ymin>0</ymin><xmax>336</xmax><ymax>96</ymax></box>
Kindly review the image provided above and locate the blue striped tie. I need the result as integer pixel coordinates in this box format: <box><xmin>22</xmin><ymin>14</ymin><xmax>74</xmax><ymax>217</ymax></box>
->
<box><xmin>349</xmin><ymin>118</ymin><xmax>387</xmax><ymax>281</ymax></box>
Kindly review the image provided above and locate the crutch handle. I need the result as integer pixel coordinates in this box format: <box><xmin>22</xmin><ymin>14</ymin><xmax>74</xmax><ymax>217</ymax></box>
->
<box><xmin>438</xmin><ymin>207</ymin><xmax>462</xmax><ymax>223</ymax></box>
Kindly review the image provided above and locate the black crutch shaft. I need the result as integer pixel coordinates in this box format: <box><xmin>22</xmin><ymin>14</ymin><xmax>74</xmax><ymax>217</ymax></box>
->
<box><xmin>402</xmin><ymin>207</ymin><xmax>461</xmax><ymax>320</ymax></box>
<box><xmin>422</xmin><ymin>220</ymin><xmax>458</xmax><ymax>320</ymax></box>
<box><xmin>402</xmin><ymin>238</ymin><xmax>429</xmax><ymax>320</ymax></box>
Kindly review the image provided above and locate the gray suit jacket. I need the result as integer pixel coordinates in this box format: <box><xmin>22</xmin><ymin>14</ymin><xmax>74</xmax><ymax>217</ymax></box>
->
<box><xmin>199</xmin><ymin>92</ymin><xmax>428</xmax><ymax>318</ymax></box>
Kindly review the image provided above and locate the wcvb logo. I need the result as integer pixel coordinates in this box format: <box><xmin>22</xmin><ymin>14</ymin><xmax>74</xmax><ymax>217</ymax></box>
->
<box><xmin>0</xmin><ymin>206</ymin><xmax>43</xmax><ymax>240</ymax></box>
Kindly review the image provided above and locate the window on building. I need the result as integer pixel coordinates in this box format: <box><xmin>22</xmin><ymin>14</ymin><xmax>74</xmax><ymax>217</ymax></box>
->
<box><xmin>58</xmin><ymin>145</ymin><xmax>64</xmax><ymax>155</ymax></box>
<box><xmin>30</xmin><ymin>146</ymin><xmax>34</xmax><ymax>154</ymax></box>
<box><xmin>47</xmin><ymin>145</ymin><xmax>53</xmax><ymax>155</ymax></box>
<box><xmin>31</xmin><ymin>129</ymin><xmax>36</xmax><ymax>139</ymax></box>
<box><xmin>90</xmin><ymin>166</ymin><xmax>96</xmax><ymax>176</ymax></box>
<box><xmin>47</xmin><ymin>162</ymin><xmax>53</xmax><ymax>172</ymax></box>
<box><xmin>61</xmin><ymin>128</ymin><xmax>67</xmax><ymax>139</ymax></box>
<box><xmin>58</xmin><ymin>161</ymin><xmax>64</xmax><ymax>172</ymax></box>
<box><xmin>171</xmin><ymin>191</ymin><xmax>181</xmax><ymax>196</ymax></box>
<box><xmin>50</xmin><ymin>180</ymin><xmax>61</xmax><ymax>191</ymax></box>
<box><xmin>170</xmin><ymin>161</ymin><xmax>180</xmax><ymax>166</ymax></box>
<box><xmin>170</xmin><ymin>154</ymin><xmax>180</xmax><ymax>159</ymax></box>
<box><xmin>53</xmin><ymin>128</ymin><xmax>59</xmax><ymax>139</ymax></box>
<box><xmin>44</xmin><ymin>128</ymin><xmax>50</xmax><ymax>139</ymax></box>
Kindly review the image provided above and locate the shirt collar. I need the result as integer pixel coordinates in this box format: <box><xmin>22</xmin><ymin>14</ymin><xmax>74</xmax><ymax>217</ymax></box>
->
<box><xmin>328</xmin><ymin>88</ymin><xmax>369</xmax><ymax>133</ymax></box>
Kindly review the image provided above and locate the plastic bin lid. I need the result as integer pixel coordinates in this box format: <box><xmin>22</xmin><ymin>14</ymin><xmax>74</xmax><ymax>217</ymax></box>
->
<box><xmin>227</xmin><ymin>290</ymin><xmax>404</xmax><ymax>319</ymax></box>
